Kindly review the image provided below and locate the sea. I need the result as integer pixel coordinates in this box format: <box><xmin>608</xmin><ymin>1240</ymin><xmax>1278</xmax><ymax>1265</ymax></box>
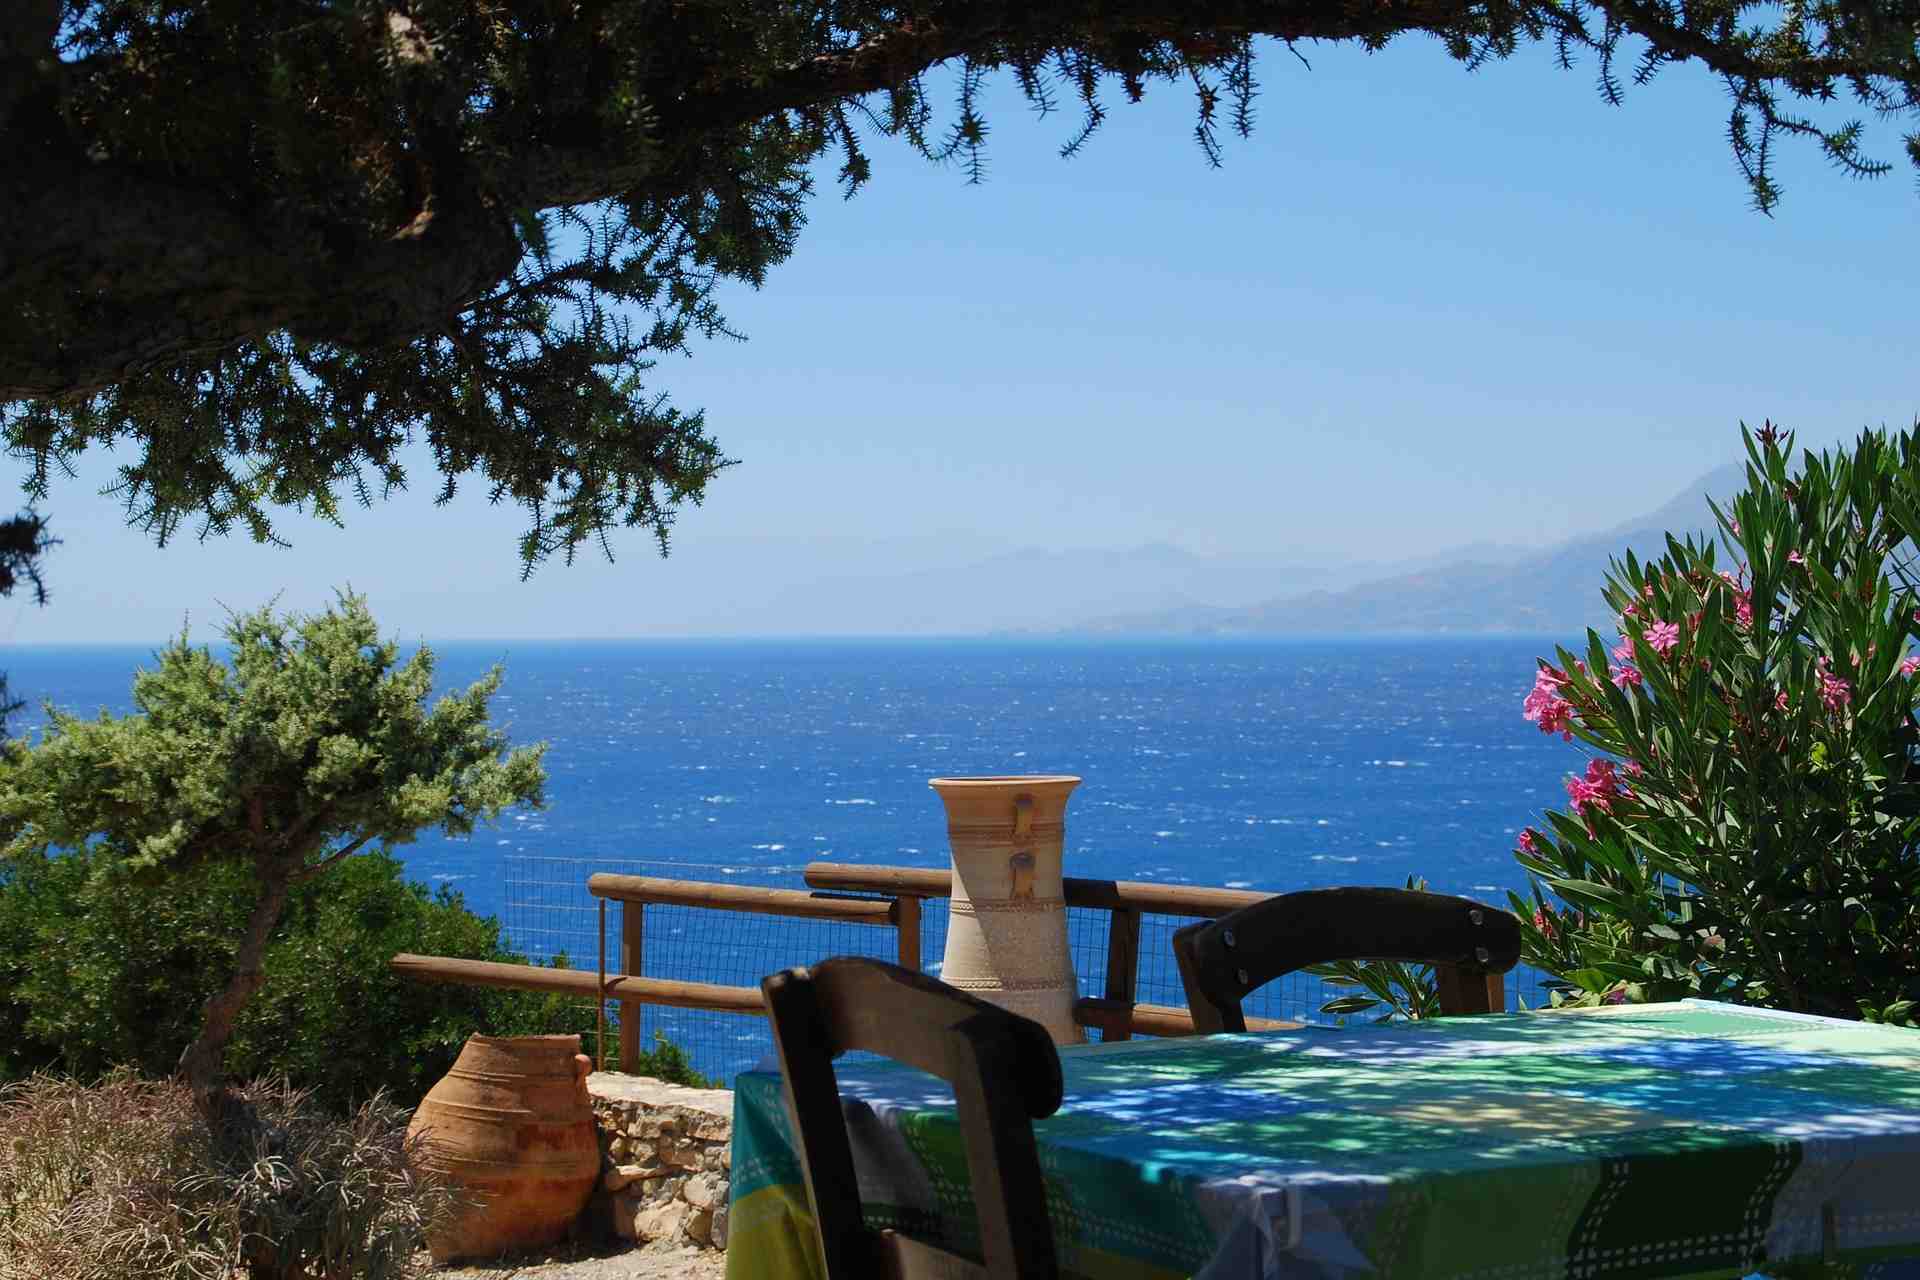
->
<box><xmin>4</xmin><ymin>636</ymin><xmax>1585</xmax><ymax>1080</ymax></box>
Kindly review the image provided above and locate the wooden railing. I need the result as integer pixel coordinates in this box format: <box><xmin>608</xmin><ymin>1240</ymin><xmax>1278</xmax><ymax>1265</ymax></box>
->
<box><xmin>803</xmin><ymin>863</ymin><xmax>1295</xmax><ymax>1039</ymax></box>
<box><xmin>387</xmin><ymin>953</ymin><xmax>765</xmax><ymax>1013</ymax></box>
<box><xmin>391</xmin><ymin>863</ymin><xmax>1294</xmax><ymax>1071</ymax></box>
<box><xmin>585</xmin><ymin>873</ymin><xmax>915</xmax><ymax>1067</ymax></box>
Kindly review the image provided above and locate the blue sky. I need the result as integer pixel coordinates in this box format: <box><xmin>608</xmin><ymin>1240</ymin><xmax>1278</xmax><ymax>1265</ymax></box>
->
<box><xmin>8</xmin><ymin>34</ymin><xmax>1918</xmax><ymax>643</ymax></box>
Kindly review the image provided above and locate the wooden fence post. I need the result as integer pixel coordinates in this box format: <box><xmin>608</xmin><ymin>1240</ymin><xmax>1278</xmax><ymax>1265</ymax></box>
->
<box><xmin>1102</xmin><ymin>907</ymin><xmax>1142</xmax><ymax>1041</ymax></box>
<box><xmin>596</xmin><ymin>897</ymin><xmax>607</xmax><ymax>1071</ymax></box>
<box><xmin>895</xmin><ymin>895</ymin><xmax>923</xmax><ymax>972</ymax></box>
<box><xmin>620</xmin><ymin>902</ymin><xmax>644</xmax><ymax>1071</ymax></box>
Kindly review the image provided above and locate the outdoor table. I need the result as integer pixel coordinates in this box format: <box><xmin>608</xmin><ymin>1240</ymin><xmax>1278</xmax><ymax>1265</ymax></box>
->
<box><xmin>724</xmin><ymin>1001</ymin><xmax>1920</xmax><ymax>1280</ymax></box>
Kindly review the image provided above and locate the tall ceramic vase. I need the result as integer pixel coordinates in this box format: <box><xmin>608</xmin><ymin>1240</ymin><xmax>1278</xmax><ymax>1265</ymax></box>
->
<box><xmin>930</xmin><ymin>775</ymin><xmax>1084</xmax><ymax>1045</ymax></box>
<box><xmin>406</xmin><ymin>1034</ymin><xmax>601</xmax><ymax>1263</ymax></box>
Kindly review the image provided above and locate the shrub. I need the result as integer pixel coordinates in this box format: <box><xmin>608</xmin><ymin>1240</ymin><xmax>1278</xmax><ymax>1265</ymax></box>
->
<box><xmin>0</xmin><ymin>850</ymin><xmax>617</xmax><ymax>1106</ymax></box>
<box><xmin>0</xmin><ymin>1071</ymin><xmax>207</xmax><ymax>1280</ymax></box>
<box><xmin>1309</xmin><ymin>876</ymin><xmax>1449</xmax><ymax>1021</ymax></box>
<box><xmin>1513</xmin><ymin>425</ymin><xmax>1920</xmax><ymax>1022</ymax></box>
<box><xmin>0</xmin><ymin>1071</ymin><xmax>459</xmax><ymax>1280</ymax></box>
<box><xmin>225</xmin><ymin>856</ymin><xmax>585</xmax><ymax>1106</ymax></box>
<box><xmin>601</xmin><ymin>1029</ymin><xmax>714</xmax><ymax>1088</ymax></box>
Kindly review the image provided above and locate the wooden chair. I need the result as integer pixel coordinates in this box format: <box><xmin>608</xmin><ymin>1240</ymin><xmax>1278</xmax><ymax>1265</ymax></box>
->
<box><xmin>1172</xmin><ymin>886</ymin><xmax>1522</xmax><ymax>1034</ymax></box>
<box><xmin>760</xmin><ymin>957</ymin><xmax>1063</xmax><ymax>1280</ymax></box>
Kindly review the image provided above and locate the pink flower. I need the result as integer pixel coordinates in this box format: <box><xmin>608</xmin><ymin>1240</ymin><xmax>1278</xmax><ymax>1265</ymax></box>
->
<box><xmin>1729</xmin><ymin>519</ymin><xmax>1741</xmax><ymax>534</ymax></box>
<box><xmin>1522</xmin><ymin>666</ymin><xmax>1575</xmax><ymax>741</ymax></box>
<box><xmin>1564</xmin><ymin>758</ymin><xmax>1622</xmax><ymax>817</ymax></box>
<box><xmin>1611</xmin><ymin>663</ymin><xmax>1643</xmax><ymax>689</ymax></box>
<box><xmin>1625</xmin><ymin>759</ymin><xmax>1644</xmax><ymax>777</ymax></box>
<box><xmin>1603</xmin><ymin>985</ymin><xmax>1629</xmax><ymax>1005</ymax></box>
<box><xmin>1622</xmin><ymin>604</ymin><xmax>1639</xmax><ymax>619</ymax></box>
<box><xmin>1532</xmin><ymin>908</ymin><xmax>1557</xmax><ymax>940</ymax></box>
<box><xmin>1645</xmin><ymin>620</ymin><xmax>1681</xmax><ymax>654</ymax></box>
<box><xmin>1611</xmin><ymin>636</ymin><xmax>1635</xmax><ymax>662</ymax></box>
<box><xmin>1820</xmin><ymin>667</ymin><xmax>1852</xmax><ymax>713</ymax></box>
<box><xmin>1775</xmin><ymin>689</ymin><xmax>1790</xmax><ymax>712</ymax></box>
<box><xmin>1563</xmin><ymin>780</ymin><xmax>1589</xmax><ymax>816</ymax></box>
<box><xmin>1902</xmin><ymin>655</ymin><xmax>1920</xmax><ymax>678</ymax></box>
<box><xmin>1787</xmin><ymin>550</ymin><xmax>1805</xmax><ymax>566</ymax></box>
<box><xmin>1718</xmin><ymin>575</ymin><xmax>1754</xmax><ymax>629</ymax></box>
<box><xmin>1517</xmin><ymin>830</ymin><xmax>1536</xmax><ymax>854</ymax></box>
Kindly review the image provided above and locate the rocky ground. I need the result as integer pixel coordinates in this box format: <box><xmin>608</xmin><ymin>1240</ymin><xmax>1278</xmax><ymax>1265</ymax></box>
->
<box><xmin>428</xmin><ymin>1241</ymin><xmax>726</xmax><ymax>1280</ymax></box>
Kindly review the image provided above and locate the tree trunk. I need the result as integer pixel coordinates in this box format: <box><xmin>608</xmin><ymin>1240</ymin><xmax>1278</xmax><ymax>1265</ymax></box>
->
<box><xmin>178</xmin><ymin>855</ymin><xmax>296</xmax><ymax>1121</ymax></box>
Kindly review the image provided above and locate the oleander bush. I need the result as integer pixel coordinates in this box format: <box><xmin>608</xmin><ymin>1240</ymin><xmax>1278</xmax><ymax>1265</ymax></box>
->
<box><xmin>0</xmin><ymin>1071</ymin><xmax>460</xmax><ymax>1280</ymax></box>
<box><xmin>1514</xmin><ymin>425</ymin><xmax>1920</xmax><ymax>1022</ymax></box>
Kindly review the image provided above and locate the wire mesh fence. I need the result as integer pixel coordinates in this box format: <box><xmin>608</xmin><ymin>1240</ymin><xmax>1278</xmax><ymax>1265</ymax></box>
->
<box><xmin>500</xmin><ymin>855</ymin><xmax>1557</xmax><ymax>1086</ymax></box>
<box><xmin>503</xmin><ymin>855</ymin><xmax>823</xmax><ymax>1084</ymax></box>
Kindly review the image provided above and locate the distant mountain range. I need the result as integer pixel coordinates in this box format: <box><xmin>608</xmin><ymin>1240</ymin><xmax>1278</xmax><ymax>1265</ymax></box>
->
<box><xmin>671</xmin><ymin>542</ymin><xmax>1391</xmax><ymax>636</ymax></box>
<box><xmin>1064</xmin><ymin>463</ymin><xmax>1748</xmax><ymax>638</ymax></box>
<box><xmin>633</xmin><ymin>463</ymin><xmax>1748</xmax><ymax>638</ymax></box>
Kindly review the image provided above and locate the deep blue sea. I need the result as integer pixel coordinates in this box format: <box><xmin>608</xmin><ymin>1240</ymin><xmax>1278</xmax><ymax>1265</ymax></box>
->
<box><xmin>5</xmin><ymin>637</ymin><xmax>1584</xmax><ymax>1079</ymax></box>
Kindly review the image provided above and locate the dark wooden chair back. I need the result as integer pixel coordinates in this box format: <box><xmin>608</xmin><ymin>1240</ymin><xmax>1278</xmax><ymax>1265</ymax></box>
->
<box><xmin>760</xmin><ymin>957</ymin><xmax>1064</xmax><ymax>1280</ymax></box>
<box><xmin>1172</xmin><ymin>886</ymin><xmax>1522</xmax><ymax>1034</ymax></box>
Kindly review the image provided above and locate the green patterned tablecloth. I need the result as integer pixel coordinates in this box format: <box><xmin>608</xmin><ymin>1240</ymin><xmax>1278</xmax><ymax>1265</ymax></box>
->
<box><xmin>725</xmin><ymin>1001</ymin><xmax>1920</xmax><ymax>1280</ymax></box>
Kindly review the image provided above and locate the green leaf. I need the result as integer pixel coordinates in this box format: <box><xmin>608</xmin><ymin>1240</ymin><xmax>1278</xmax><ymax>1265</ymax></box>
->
<box><xmin>1567</xmin><ymin>968</ymin><xmax>1615</xmax><ymax>993</ymax></box>
<box><xmin>1546</xmin><ymin>878</ymin><xmax>1632</xmax><ymax>912</ymax></box>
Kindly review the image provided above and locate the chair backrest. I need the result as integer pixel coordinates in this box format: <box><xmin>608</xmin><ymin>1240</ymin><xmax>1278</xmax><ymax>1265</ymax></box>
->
<box><xmin>1172</xmin><ymin>886</ymin><xmax>1522</xmax><ymax>1034</ymax></box>
<box><xmin>760</xmin><ymin>957</ymin><xmax>1063</xmax><ymax>1280</ymax></box>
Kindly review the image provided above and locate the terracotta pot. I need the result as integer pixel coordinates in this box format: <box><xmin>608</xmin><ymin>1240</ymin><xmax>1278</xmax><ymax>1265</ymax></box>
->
<box><xmin>407</xmin><ymin>1034</ymin><xmax>600</xmax><ymax>1263</ymax></box>
<box><xmin>930</xmin><ymin>775</ymin><xmax>1085</xmax><ymax>1045</ymax></box>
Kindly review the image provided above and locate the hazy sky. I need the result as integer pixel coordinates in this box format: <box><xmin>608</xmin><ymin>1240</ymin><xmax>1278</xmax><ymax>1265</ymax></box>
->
<box><xmin>8</xmin><ymin>34</ymin><xmax>1917</xmax><ymax>644</ymax></box>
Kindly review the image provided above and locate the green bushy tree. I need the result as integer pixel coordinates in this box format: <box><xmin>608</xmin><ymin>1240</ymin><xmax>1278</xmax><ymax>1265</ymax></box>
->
<box><xmin>0</xmin><ymin>849</ymin><xmax>595</xmax><ymax>1107</ymax></box>
<box><xmin>0</xmin><ymin>593</ymin><xmax>546</xmax><ymax>1115</ymax></box>
<box><xmin>1514</xmin><ymin>425</ymin><xmax>1920</xmax><ymax>1022</ymax></box>
<box><xmin>0</xmin><ymin>847</ymin><xmax>709</xmax><ymax>1105</ymax></box>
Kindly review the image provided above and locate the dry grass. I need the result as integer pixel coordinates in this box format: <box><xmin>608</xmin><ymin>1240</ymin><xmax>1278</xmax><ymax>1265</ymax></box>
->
<box><xmin>0</xmin><ymin>1071</ymin><xmax>463</xmax><ymax>1280</ymax></box>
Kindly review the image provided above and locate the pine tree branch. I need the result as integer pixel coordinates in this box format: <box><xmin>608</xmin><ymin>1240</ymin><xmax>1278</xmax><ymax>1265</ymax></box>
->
<box><xmin>6</xmin><ymin>0</ymin><xmax>1906</xmax><ymax>405</ymax></box>
<box><xmin>3</xmin><ymin>0</ymin><xmax>1915</xmax><ymax>569</ymax></box>
<box><xmin>290</xmin><ymin>834</ymin><xmax>374</xmax><ymax>884</ymax></box>
<box><xmin>0</xmin><ymin>0</ymin><xmax>61</xmax><ymax>63</ymax></box>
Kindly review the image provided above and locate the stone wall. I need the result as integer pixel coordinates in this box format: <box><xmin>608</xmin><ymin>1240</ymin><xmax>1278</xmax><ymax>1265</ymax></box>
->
<box><xmin>587</xmin><ymin>1073</ymin><xmax>734</xmax><ymax>1251</ymax></box>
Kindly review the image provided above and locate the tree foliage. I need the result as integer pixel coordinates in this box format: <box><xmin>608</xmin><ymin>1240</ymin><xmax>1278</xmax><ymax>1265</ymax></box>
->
<box><xmin>0</xmin><ymin>511</ymin><xmax>54</xmax><ymax>736</ymax></box>
<box><xmin>0</xmin><ymin>850</ymin><xmax>587</xmax><ymax>1108</ymax></box>
<box><xmin>0</xmin><ymin>592</ymin><xmax>547</xmax><ymax>1110</ymax></box>
<box><xmin>4</xmin><ymin>2</ymin><xmax>1919</xmax><ymax>571</ymax></box>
